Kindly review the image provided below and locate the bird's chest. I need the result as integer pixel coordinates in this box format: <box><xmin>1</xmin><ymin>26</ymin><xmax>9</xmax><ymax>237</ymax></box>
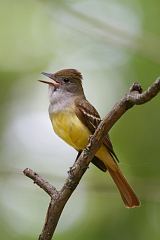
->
<box><xmin>50</xmin><ymin>111</ymin><xmax>90</xmax><ymax>150</ymax></box>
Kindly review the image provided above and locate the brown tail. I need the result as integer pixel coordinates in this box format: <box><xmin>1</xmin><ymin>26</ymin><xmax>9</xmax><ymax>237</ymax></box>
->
<box><xmin>108</xmin><ymin>167</ymin><xmax>140</xmax><ymax>208</ymax></box>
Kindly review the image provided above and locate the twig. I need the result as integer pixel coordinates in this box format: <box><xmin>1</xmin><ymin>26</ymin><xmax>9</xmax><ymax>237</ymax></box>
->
<box><xmin>23</xmin><ymin>168</ymin><xmax>59</xmax><ymax>198</ymax></box>
<box><xmin>24</xmin><ymin>78</ymin><xmax>160</xmax><ymax>240</ymax></box>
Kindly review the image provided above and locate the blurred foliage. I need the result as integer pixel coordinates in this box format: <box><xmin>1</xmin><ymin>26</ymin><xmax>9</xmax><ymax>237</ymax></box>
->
<box><xmin>0</xmin><ymin>0</ymin><xmax>160</xmax><ymax>239</ymax></box>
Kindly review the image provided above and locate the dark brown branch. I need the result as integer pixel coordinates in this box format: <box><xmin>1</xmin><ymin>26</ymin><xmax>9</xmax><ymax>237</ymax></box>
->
<box><xmin>128</xmin><ymin>78</ymin><xmax>160</xmax><ymax>104</ymax></box>
<box><xmin>23</xmin><ymin>168</ymin><xmax>59</xmax><ymax>199</ymax></box>
<box><xmin>24</xmin><ymin>78</ymin><xmax>160</xmax><ymax>240</ymax></box>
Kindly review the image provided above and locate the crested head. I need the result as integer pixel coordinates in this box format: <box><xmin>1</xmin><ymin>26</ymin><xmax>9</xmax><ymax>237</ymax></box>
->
<box><xmin>40</xmin><ymin>68</ymin><xmax>85</xmax><ymax>105</ymax></box>
<box><xmin>54</xmin><ymin>69</ymin><xmax>83</xmax><ymax>82</ymax></box>
<box><xmin>53</xmin><ymin>69</ymin><xmax>83</xmax><ymax>95</ymax></box>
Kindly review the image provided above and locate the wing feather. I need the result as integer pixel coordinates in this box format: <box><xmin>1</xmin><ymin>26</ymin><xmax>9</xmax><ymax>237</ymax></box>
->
<box><xmin>75</xmin><ymin>98</ymin><xmax>119</xmax><ymax>167</ymax></box>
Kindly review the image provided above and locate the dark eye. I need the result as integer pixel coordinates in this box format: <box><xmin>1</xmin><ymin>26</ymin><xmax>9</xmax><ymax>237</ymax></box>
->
<box><xmin>63</xmin><ymin>78</ymin><xmax>70</xmax><ymax>83</ymax></box>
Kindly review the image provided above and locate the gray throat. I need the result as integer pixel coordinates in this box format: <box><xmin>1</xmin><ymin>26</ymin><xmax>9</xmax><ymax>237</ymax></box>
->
<box><xmin>48</xmin><ymin>90</ymin><xmax>77</xmax><ymax>114</ymax></box>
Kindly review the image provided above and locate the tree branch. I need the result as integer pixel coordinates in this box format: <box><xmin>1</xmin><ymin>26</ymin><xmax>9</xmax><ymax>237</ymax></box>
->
<box><xmin>23</xmin><ymin>168</ymin><xmax>59</xmax><ymax>199</ymax></box>
<box><xmin>24</xmin><ymin>78</ymin><xmax>160</xmax><ymax>240</ymax></box>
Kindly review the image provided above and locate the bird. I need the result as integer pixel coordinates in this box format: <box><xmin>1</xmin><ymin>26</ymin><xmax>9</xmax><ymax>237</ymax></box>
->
<box><xmin>39</xmin><ymin>68</ymin><xmax>140</xmax><ymax>208</ymax></box>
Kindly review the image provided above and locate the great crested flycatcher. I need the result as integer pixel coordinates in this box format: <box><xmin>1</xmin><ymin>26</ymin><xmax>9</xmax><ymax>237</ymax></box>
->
<box><xmin>39</xmin><ymin>68</ymin><xmax>140</xmax><ymax>208</ymax></box>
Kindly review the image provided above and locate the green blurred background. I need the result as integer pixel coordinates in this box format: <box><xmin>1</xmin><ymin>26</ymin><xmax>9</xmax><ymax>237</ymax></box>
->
<box><xmin>0</xmin><ymin>0</ymin><xmax>160</xmax><ymax>239</ymax></box>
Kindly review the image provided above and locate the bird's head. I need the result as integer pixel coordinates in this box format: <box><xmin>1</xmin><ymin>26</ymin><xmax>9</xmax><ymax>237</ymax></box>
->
<box><xmin>39</xmin><ymin>68</ymin><xmax>83</xmax><ymax>96</ymax></box>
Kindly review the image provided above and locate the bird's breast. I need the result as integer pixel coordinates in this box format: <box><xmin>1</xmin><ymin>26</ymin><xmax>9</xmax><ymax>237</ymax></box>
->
<box><xmin>50</xmin><ymin>110</ymin><xmax>91</xmax><ymax>150</ymax></box>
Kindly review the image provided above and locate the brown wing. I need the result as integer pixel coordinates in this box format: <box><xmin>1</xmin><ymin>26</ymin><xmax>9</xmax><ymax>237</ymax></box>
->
<box><xmin>75</xmin><ymin>98</ymin><xmax>119</xmax><ymax>171</ymax></box>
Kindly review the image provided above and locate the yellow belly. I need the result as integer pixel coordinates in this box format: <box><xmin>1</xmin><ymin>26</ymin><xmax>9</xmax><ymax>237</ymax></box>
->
<box><xmin>50</xmin><ymin>110</ymin><xmax>115</xmax><ymax>169</ymax></box>
<box><xmin>50</xmin><ymin>111</ymin><xmax>90</xmax><ymax>150</ymax></box>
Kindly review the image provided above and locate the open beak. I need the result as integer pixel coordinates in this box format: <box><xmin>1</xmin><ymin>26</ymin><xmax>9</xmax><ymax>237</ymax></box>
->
<box><xmin>38</xmin><ymin>72</ymin><xmax>60</xmax><ymax>87</ymax></box>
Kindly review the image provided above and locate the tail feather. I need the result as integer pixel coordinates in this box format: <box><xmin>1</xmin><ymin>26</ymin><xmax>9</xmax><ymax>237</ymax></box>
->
<box><xmin>108</xmin><ymin>167</ymin><xmax>140</xmax><ymax>208</ymax></box>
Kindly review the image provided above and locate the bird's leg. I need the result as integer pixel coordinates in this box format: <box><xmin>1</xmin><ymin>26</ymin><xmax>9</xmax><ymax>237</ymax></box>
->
<box><xmin>68</xmin><ymin>152</ymin><xmax>82</xmax><ymax>178</ymax></box>
<box><xmin>76</xmin><ymin>151</ymin><xmax>81</xmax><ymax>162</ymax></box>
<box><xmin>76</xmin><ymin>151</ymin><xmax>90</xmax><ymax>170</ymax></box>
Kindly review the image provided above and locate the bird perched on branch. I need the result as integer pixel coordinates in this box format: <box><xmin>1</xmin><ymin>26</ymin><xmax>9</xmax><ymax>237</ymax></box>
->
<box><xmin>39</xmin><ymin>68</ymin><xmax>140</xmax><ymax>208</ymax></box>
